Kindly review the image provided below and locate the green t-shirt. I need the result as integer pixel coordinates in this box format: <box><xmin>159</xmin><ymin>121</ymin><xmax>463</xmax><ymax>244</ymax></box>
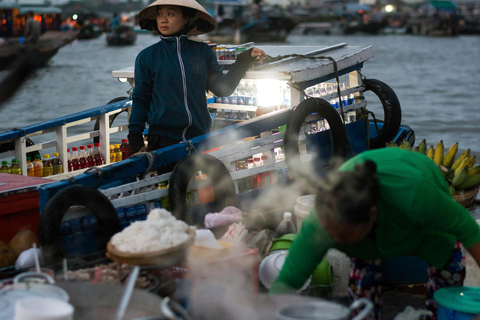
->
<box><xmin>270</xmin><ymin>148</ymin><xmax>480</xmax><ymax>294</ymax></box>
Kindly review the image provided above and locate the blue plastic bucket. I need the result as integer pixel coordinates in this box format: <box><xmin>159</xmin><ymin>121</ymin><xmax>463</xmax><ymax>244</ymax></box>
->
<box><xmin>434</xmin><ymin>287</ymin><xmax>480</xmax><ymax>320</ymax></box>
<box><xmin>437</xmin><ymin>304</ymin><xmax>477</xmax><ymax>320</ymax></box>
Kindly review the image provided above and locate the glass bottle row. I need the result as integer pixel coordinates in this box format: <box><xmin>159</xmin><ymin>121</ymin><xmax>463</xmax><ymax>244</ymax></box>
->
<box><xmin>234</xmin><ymin>148</ymin><xmax>290</xmax><ymax>193</ymax></box>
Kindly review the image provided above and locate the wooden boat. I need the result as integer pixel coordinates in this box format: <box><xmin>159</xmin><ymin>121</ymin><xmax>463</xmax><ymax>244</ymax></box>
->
<box><xmin>407</xmin><ymin>0</ymin><xmax>459</xmax><ymax>36</ymax></box>
<box><xmin>0</xmin><ymin>31</ymin><xmax>79</xmax><ymax>71</ymax></box>
<box><xmin>106</xmin><ymin>25</ymin><xmax>137</xmax><ymax>46</ymax></box>
<box><xmin>193</xmin><ymin>1</ymin><xmax>296</xmax><ymax>44</ymax></box>
<box><xmin>77</xmin><ymin>24</ymin><xmax>102</xmax><ymax>40</ymax></box>
<box><xmin>0</xmin><ymin>43</ymin><xmax>414</xmax><ymax>270</ymax></box>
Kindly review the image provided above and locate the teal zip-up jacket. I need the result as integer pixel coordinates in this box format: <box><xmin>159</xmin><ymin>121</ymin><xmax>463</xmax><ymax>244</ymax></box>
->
<box><xmin>270</xmin><ymin>148</ymin><xmax>480</xmax><ymax>294</ymax></box>
<box><xmin>129</xmin><ymin>35</ymin><xmax>254</xmax><ymax>142</ymax></box>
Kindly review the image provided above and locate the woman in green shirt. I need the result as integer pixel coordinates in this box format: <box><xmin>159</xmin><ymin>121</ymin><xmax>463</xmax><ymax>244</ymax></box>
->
<box><xmin>270</xmin><ymin>148</ymin><xmax>480</xmax><ymax>320</ymax></box>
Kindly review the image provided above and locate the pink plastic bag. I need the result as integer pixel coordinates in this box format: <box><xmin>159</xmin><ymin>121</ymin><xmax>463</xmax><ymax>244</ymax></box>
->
<box><xmin>204</xmin><ymin>206</ymin><xmax>242</xmax><ymax>228</ymax></box>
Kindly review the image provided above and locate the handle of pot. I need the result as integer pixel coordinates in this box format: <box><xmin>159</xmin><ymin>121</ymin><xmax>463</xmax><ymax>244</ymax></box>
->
<box><xmin>349</xmin><ymin>298</ymin><xmax>374</xmax><ymax>320</ymax></box>
<box><xmin>14</xmin><ymin>272</ymin><xmax>56</xmax><ymax>284</ymax></box>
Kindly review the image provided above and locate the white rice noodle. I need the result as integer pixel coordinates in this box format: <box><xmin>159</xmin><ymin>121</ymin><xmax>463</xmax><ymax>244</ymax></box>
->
<box><xmin>111</xmin><ymin>209</ymin><xmax>189</xmax><ymax>253</ymax></box>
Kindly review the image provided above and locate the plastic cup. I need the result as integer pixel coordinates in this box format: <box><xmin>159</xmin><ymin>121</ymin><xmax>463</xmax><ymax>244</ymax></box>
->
<box><xmin>15</xmin><ymin>297</ymin><xmax>74</xmax><ymax>320</ymax></box>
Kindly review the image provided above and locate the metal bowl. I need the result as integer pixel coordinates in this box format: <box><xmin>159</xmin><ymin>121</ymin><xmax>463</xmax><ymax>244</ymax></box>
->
<box><xmin>276</xmin><ymin>298</ymin><xmax>373</xmax><ymax>320</ymax></box>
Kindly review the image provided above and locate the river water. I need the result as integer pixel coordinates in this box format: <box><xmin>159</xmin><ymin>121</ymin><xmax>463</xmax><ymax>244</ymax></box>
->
<box><xmin>1</xmin><ymin>33</ymin><xmax>479</xmax><ymax>157</ymax></box>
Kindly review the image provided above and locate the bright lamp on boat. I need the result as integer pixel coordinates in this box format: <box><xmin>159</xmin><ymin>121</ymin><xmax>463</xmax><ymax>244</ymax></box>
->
<box><xmin>385</xmin><ymin>5</ymin><xmax>395</xmax><ymax>12</ymax></box>
<box><xmin>256</xmin><ymin>79</ymin><xmax>286</xmax><ymax>108</ymax></box>
<box><xmin>118</xmin><ymin>78</ymin><xmax>128</xmax><ymax>83</ymax></box>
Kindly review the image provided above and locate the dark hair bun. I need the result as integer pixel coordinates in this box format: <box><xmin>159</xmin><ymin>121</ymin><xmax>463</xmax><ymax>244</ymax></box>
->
<box><xmin>362</xmin><ymin>160</ymin><xmax>377</xmax><ymax>176</ymax></box>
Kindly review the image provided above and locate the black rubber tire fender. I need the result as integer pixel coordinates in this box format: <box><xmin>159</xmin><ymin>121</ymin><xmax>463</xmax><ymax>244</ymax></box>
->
<box><xmin>93</xmin><ymin>97</ymin><xmax>130</xmax><ymax>144</ymax></box>
<box><xmin>284</xmin><ymin>98</ymin><xmax>348</xmax><ymax>181</ymax></box>
<box><xmin>363</xmin><ymin>79</ymin><xmax>402</xmax><ymax>149</ymax></box>
<box><xmin>38</xmin><ymin>185</ymin><xmax>121</xmax><ymax>264</ymax></box>
<box><xmin>0</xmin><ymin>137</ymin><xmax>40</xmax><ymax>160</ymax></box>
<box><xmin>168</xmin><ymin>153</ymin><xmax>237</xmax><ymax>225</ymax></box>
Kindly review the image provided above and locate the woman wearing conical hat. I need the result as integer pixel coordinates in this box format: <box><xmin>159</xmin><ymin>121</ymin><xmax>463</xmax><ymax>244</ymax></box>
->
<box><xmin>128</xmin><ymin>0</ymin><xmax>268</xmax><ymax>158</ymax></box>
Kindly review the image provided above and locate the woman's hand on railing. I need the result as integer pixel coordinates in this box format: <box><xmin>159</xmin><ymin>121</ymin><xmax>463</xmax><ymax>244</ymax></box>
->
<box><xmin>127</xmin><ymin>131</ymin><xmax>146</xmax><ymax>155</ymax></box>
<box><xmin>131</xmin><ymin>146</ymin><xmax>147</xmax><ymax>157</ymax></box>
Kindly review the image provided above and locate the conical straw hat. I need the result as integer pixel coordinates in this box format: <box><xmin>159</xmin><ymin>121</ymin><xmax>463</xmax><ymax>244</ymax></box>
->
<box><xmin>138</xmin><ymin>0</ymin><xmax>216</xmax><ymax>36</ymax></box>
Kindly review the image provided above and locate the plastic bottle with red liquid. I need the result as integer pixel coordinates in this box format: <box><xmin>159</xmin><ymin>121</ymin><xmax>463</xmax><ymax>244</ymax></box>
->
<box><xmin>67</xmin><ymin>148</ymin><xmax>72</xmax><ymax>172</ymax></box>
<box><xmin>250</xmin><ymin>157</ymin><xmax>262</xmax><ymax>189</ymax></box>
<box><xmin>195</xmin><ymin>171</ymin><xmax>214</xmax><ymax>204</ymax></box>
<box><xmin>259</xmin><ymin>154</ymin><xmax>273</xmax><ymax>186</ymax></box>
<box><xmin>78</xmin><ymin>146</ymin><xmax>87</xmax><ymax>169</ymax></box>
<box><xmin>94</xmin><ymin>143</ymin><xmax>104</xmax><ymax>165</ymax></box>
<box><xmin>245</xmin><ymin>158</ymin><xmax>256</xmax><ymax>190</ymax></box>
<box><xmin>71</xmin><ymin>147</ymin><xmax>79</xmax><ymax>171</ymax></box>
<box><xmin>86</xmin><ymin>144</ymin><xmax>95</xmax><ymax>167</ymax></box>
<box><xmin>120</xmin><ymin>139</ymin><xmax>130</xmax><ymax>160</ymax></box>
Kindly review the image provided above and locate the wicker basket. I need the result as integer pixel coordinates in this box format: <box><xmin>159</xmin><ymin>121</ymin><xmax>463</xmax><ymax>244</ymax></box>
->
<box><xmin>452</xmin><ymin>184</ymin><xmax>480</xmax><ymax>208</ymax></box>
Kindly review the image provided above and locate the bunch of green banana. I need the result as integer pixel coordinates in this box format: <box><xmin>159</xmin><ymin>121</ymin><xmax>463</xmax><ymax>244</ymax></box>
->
<box><xmin>442</xmin><ymin>142</ymin><xmax>458</xmax><ymax>168</ymax></box>
<box><xmin>399</xmin><ymin>139</ymin><xmax>412</xmax><ymax>150</ymax></box>
<box><xmin>433</xmin><ymin>140</ymin><xmax>444</xmax><ymax>166</ymax></box>
<box><xmin>426</xmin><ymin>146</ymin><xmax>434</xmax><ymax>160</ymax></box>
<box><xmin>385</xmin><ymin>141</ymin><xmax>399</xmax><ymax>148</ymax></box>
<box><xmin>409</xmin><ymin>140</ymin><xmax>480</xmax><ymax>196</ymax></box>
<box><xmin>417</xmin><ymin>139</ymin><xmax>427</xmax><ymax>154</ymax></box>
<box><xmin>385</xmin><ymin>139</ymin><xmax>413</xmax><ymax>150</ymax></box>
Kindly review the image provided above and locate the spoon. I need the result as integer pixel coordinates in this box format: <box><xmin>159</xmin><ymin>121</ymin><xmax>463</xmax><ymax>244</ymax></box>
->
<box><xmin>114</xmin><ymin>265</ymin><xmax>140</xmax><ymax>320</ymax></box>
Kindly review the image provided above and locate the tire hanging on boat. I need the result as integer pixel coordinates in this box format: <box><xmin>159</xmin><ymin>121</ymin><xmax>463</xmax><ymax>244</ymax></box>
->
<box><xmin>363</xmin><ymin>78</ymin><xmax>402</xmax><ymax>149</ymax></box>
<box><xmin>0</xmin><ymin>136</ymin><xmax>40</xmax><ymax>160</ymax></box>
<box><xmin>168</xmin><ymin>153</ymin><xmax>237</xmax><ymax>225</ymax></box>
<box><xmin>93</xmin><ymin>97</ymin><xmax>130</xmax><ymax>144</ymax></box>
<box><xmin>38</xmin><ymin>185</ymin><xmax>121</xmax><ymax>264</ymax></box>
<box><xmin>284</xmin><ymin>98</ymin><xmax>348</xmax><ymax>182</ymax></box>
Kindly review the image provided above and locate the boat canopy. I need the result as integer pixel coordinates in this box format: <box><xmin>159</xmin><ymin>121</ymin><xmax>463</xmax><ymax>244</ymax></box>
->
<box><xmin>112</xmin><ymin>43</ymin><xmax>374</xmax><ymax>89</ymax></box>
<box><xmin>212</xmin><ymin>0</ymin><xmax>248</xmax><ymax>6</ymax></box>
<box><xmin>18</xmin><ymin>6</ymin><xmax>62</xmax><ymax>15</ymax></box>
<box><xmin>429</xmin><ymin>0</ymin><xmax>456</xmax><ymax>11</ymax></box>
<box><xmin>0</xmin><ymin>1</ymin><xmax>18</xmax><ymax>9</ymax></box>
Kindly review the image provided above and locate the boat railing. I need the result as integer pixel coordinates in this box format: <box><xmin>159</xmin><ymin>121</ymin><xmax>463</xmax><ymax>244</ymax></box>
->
<box><xmin>40</xmin><ymin>91</ymin><xmax>368</xmax><ymax>220</ymax></box>
<box><xmin>37</xmin><ymin>107</ymin><xmax>293</xmax><ymax>210</ymax></box>
<box><xmin>35</xmin><ymin>43</ymin><xmax>376</xmax><ymax>211</ymax></box>
<box><xmin>0</xmin><ymin>98</ymin><xmax>132</xmax><ymax>177</ymax></box>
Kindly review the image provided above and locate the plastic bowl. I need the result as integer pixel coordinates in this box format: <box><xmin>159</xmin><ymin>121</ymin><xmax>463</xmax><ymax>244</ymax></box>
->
<box><xmin>269</xmin><ymin>234</ymin><xmax>297</xmax><ymax>253</ymax></box>
<box><xmin>311</xmin><ymin>259</ymin><xmax>334</xmax><ymax>297</ymax></box>
<box><xmin>259</xmin><ymin>250</ymin><xmax>310</xmax><ymax>291</ymax></box>
<box><xmin>259</xmin><ymin>251</ymin><xmax>288</xmax><ymax>289</ymax></box>
<box><xmin>278</xmin><ymin>234</ymin><xmax>297</xmax><ymax>241</ymax></box>
<box><xmin>15</xmin><ymin>296</ymin><xmax>74</xmax><ymax>320</ymax></box>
